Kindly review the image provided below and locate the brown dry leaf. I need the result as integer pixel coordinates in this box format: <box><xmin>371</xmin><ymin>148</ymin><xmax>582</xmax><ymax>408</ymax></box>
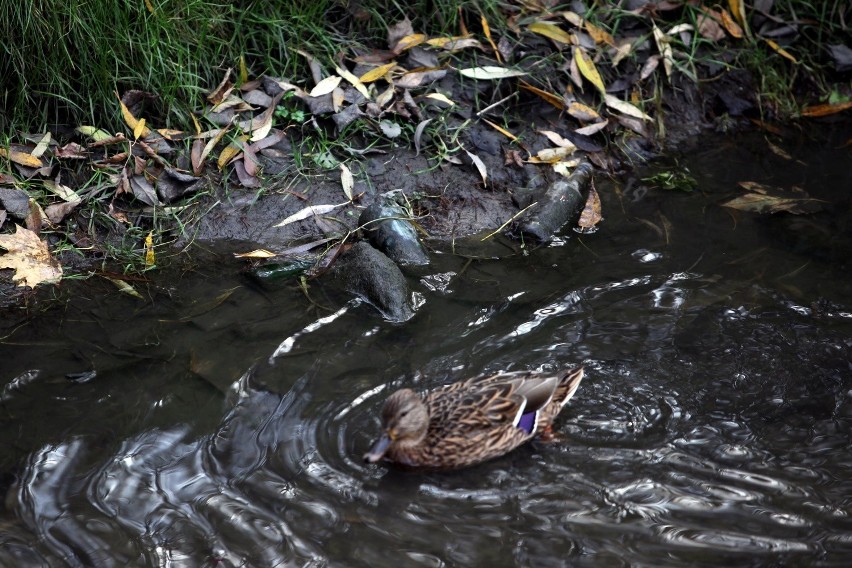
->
<box><xmin>528</xmin><ymin>22</ymin><xmax>575</xmax><ymax>45</ymax></box>
<box><xmin>800</xmin><ymin>101</ymin><xmax>852</xmax><ymax>117</ymax></box>
<box><xmin>0</xmin><ymin>147</ymin><xmax>43</xmax><ymax>168</ymax></box>
<box><xmin>25</xmin><ymin>199</ymin><xmax>44</xmax><ymax>232</ymax></box>
<box><xmin>207</xmin><ymin>69</ymin><xmax>233</xmax><ymax>105</ymax></box>
<box><xmin>387</xmin><ymin>17</ymin><xmax>414</xmax><ymax>49</ymax></box>
<box><xmin>604</xmin><ymin>94</ymin><xmax>651</xmax><ymax>121</ymax></box>
<box><xmin>574</xmin><ymin>46</ymin><xmax>606</xmax><ymax>96</ymax></box>
<box><xmin>54</xmin><ymin>142</ymin><xmax>88</xmax><ymax>159</ymax></box>
<box><xmin>767</xmin><ymin>141</ymin><xmax>792</xmax><ymax>160</ymax></box>
<box><xmin>518</xmin><ymin>80</ymin><xmax>564</xmax><ymax>110</ymax></box>
<box><xmin>116</xmin><ymin>92</ymin><xmax>152</xmax><ymax>138</ymax></box>
<box><xmin>237</xmin><ymin>90</ymin><xmax>284</xmax><ymax>142</ymax></box>
<box><xmin>611</xmin><ymin>41</ymin><xmax>634</xmax><ymax>66</ymax></box>
<box><xmin>190</xmin><ymin>139</ymin><xmax>205</xmax><ymax>176</ymax></box>
<box><xmin>0</xmin><ymin>225</ymin><xmax>62</xmax><ymax>287</ymax></box>
<box><xmin>576</xmin><ymin>186</ymin><xmax>602</xmax><ymax>232</ymax></box>
<box><xmin>696</xmin><ymin>7</ymin><xmax>725</xmax><ymax>41</ymax></box>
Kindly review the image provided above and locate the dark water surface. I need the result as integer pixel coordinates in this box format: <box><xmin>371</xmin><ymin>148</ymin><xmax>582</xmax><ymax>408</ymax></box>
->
<box><xmin>2</xmin><ymin>124</ymin><xmax>851</xmax><ymax>567</ymax></box>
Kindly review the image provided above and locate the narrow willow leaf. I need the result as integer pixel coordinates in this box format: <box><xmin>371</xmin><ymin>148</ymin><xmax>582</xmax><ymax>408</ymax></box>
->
<box><xmin>309</xmin><ymin>75</ymin><xmax>342</xmax><ymax>97</ymax></box>
<box><xmin>574</xmin><ymin>46</ymin><xmax>606</xmax><ymax>96</ymax></box>
<box><xmin>604</xmin><ymin>94</ymin><xmax>651</xmax><ymax>120</ymax></box>
<box><xmin>340</xmin><ymin>163</ymin><xmax>354</xmax><ymax>201</ymax></box>
<box><xmin>458</xmin><ymin>66</ymin><xmax>527</xmax><ymax>80</ymax></box>
<box><xmin>336</xmin><ymin>65</ymin><xmax>371</xmax><ymax>99</ymax></box>
<box><xmin>528</xmin><ymin>22</ymin><xmax>574</xmax><ymax>45</ymax></box>
<box><xmin>273</xmin><ymin>203</ymin><xmax>347</xmax><ymax>228</ymax></box>
<box><xmin>32</xmin><ymin>133</ymin><xmax>51</xmax><ymax>158</ymax></box>
<box><xmin>414</xmin><ymin>118</ymin><xmax>432</xmax><ymax>156</ymax></box>
<box><xmin>359</xmin><ymin>62</ymin><xmax>396</xmax><ymax>83</ymax></box>
<box><xmin>464</xmin><ymin>149</ymin><xmax>487</xmax><ymax>185</ymax></box>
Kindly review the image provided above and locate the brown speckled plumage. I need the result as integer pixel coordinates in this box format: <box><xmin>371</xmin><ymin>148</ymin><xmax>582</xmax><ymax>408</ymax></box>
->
<box><xmin>364</xmin><ymin>367</ymin><xmax>584</xmax><ymax>470</ymax></box>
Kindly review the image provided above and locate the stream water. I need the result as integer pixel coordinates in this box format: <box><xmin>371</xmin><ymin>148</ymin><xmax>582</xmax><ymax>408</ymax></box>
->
<box><xmin>1</xmin><ymin>123</ymin><xmax>850</xmax><ymax>567</ymax></box>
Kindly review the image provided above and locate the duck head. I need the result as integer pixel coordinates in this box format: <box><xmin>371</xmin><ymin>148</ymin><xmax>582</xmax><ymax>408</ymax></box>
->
<box><xmin>363</xmin><ymin>388</ymin><xmax>429</xmax><ymax>463</ymax></box>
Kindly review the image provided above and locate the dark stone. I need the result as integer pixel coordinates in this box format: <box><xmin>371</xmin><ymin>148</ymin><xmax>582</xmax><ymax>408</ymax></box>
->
<box><xmin>332</xmin><ymin>241</ymin><xmax>415</xmax><ymax>322</ymax></box>
<box><xmin>0</xmin><ymin>187</ymin><xmax>31</xmax><ymax>218</ymax></box>
<box><xmin>359</xmin><ymin>199</ymin><xmax>429</xmax><ymax>266</ymax></box>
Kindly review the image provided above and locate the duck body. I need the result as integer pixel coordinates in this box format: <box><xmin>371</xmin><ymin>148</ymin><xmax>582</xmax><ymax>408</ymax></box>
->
<box><xmin>364</xmin><ymin>367</ymin><xmax>584</xmax><ymax>470</ymax></box>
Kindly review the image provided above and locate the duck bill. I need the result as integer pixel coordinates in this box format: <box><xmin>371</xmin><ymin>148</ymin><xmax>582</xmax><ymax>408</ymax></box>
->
<box><xmin>363</xmin><ymin>433</ymin><xmax>392</xmax><ymax>463</ymax></box>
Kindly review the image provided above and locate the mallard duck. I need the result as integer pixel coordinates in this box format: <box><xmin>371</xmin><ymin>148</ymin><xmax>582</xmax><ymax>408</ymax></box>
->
<box><xmin>363</xmin><ymin>367</ymin><xmax>584</xmax><ymax>470</ymax></box>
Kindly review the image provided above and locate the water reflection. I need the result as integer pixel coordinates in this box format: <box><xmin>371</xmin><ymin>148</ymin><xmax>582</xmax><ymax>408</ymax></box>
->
<box><xmin>1</xmin><ymin>126</ymin><xmax>851</xmax><ymax>566</ymax></box>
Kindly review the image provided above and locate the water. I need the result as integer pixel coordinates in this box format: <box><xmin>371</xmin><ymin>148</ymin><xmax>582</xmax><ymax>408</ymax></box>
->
<box><xmin>1</xmin><ymin>124</ymin><xmax>850</xmax><ymax>566</ymax></box>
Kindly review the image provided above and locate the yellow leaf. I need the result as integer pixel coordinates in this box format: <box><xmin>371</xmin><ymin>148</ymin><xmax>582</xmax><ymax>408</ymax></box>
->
<box><xmin>144</xmin><ymin>231</ymin><xmax>155</xmax><ymax>267</ymax></box>
<box><xmin>528</xmin><ymin>22</ymin><xmax>575</xmax><ymax>45</ymax></box>
<box><xmin>585</xmin><ymin>21</ymin><xmax>615</xmax><ymax>46</ymax></box>
<box><xmin>518</xmin><ymin>80</ymin><xmax>564</xmax><ymax>110</ymax></box>
<box><xmin>0</xmin><ymin>225</ymin><xmax>62</xmax><ymax>287</ymax></box>
<box><xmin>115</xmin><ymin>91</ymin><xmax>151</xmax><ymax>138</ymax></box>
<box><xmin>393</xmin><ymin>33</ymin><xmax>427</xmax><ymax>53</ymax></box>
<box><xmin>425</xmin><ymin>35</ymin><xmax>471</xmax><ymax>48</ymax></box>
<box><xmin>144</xmin><ymin>0</ymin><xmax>155</xmax><ymax>13</ymax></box>
<box><xmin>567</xmin><ymin>101</ymin><xmax>601</xmax><ymax>122</ymax></box>
<box><xmin>574</xmin><ymin>46</ymin><xmax>606</xmax><ymax>96</ymax></box>
<box><xmin>76</xmin><ymin>125</ymin><xmax>112</xmax><ymax>142</ymax></box>
<box><xmin>239</xmin><ymin>54</ymin><xmax>248</xmax><ymax>84</ymax></box>
<box><xmin>481</xmin><ymin>13</ymin><xmax>502</xmax><ymax>63</ymax></box>
<box><xmin>0</xmin><ymin>147</ymin><xmax>43</xmax><ymax>168</ymax></box>
<box><xmin>529</xmin><ymin>146</ymin><xmax>575</xmax><ymax>164</ymax></box>
<box><xmin>719</xmin><ymin>9</ymin><xmax>744</xmax><ymax>39</ymax></box>
<box><xmin>336</xmin><ymin>65</ymin><xmax>371</xmax><ymax>99</ymax></box>
<box><xmin>727</xmin><ymin>0</ymin><xmax>750</xmax><ymax>37</ymax></box>
<box><xmin>217</xmin><ymin>134</ymin><xmax>250</xmax><ymax>170</ymax></box>
<box><xmin>481</xmin><ymin>118</ymin><xmax>518</xmax><ymax>142</ymax></box>
<box><xmin>359</xmin><ymin>62</ymin><xmax>397</xmax><ymax>83</ymax></box>
<box><xmin>800</xmin><ymin>101</ymin><xmax>852</xmax><ymax>117</ymax></box>
<box><xmin>233</xmin><ymin>249</ymin><xmax>278</xmax><ymax>259</ymax></box>
<box><xmin>106</xmin><ymin>276</ymin><xmax>144</xmax><ymax>299</ymax></box>
<box><xmin>577</xmin><ymin>186</ymin><xmax>602</xmax><ymax>232</ymax></box>
<box><xmin>652</xmin><ymin>24</ymin><xmax>673</xmax><ymax>78</ymax></box>
<box><xmin>133</xmin><ymin>118</ymin><xmax>147</xmax><ymax>140</ymax></box>
<box><xmin>763</xmin><ymin>38</ymin><xmax>798</xmax><ymax>64</ymax></box>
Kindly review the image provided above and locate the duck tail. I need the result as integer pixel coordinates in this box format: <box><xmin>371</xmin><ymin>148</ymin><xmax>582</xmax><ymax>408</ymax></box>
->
<box><xmin>556</xmin><ymin>366</ymin><xmax>584</xmax><ymax>407</ymax></box>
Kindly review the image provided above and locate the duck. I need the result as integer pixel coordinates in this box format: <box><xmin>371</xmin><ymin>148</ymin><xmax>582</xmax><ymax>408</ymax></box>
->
<box><xmin>363</xmin><ymin>367</ymin><xmax>584</xmax><ymax>470</ymax></box>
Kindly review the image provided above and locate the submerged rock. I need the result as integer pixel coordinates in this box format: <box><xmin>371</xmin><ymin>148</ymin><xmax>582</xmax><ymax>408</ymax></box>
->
<box><xmin>513</xmin><ymin>162</ymin><xmax>593</xmax><ymax>243</ymax></box>
<box><xmin>359</xmin><ymin>199</ymin><xmax>429</xmax><ymax>266</ymax></box>
<box><xmin>332</xmin><ymin>241</ymin><xmax>415</xmax><ymax>322</ymax></box>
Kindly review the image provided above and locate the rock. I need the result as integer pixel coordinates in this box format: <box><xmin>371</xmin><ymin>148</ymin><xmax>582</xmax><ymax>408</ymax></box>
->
<box><xmin>513</xmin><ymin>162</ymin><xmax>593</xmax><ymax>243</ymax></box>
<box><xmin>359</xmin><ymin>199</ymin><xmax>429</xmax><ymax>266</ymax></box>
<box><xmin>0</xmin><ymin>187</ymin><xmax>31</xmax><ymax>219</ymax></box>
<box><xmin>332</xmin><ymin>241</ymin><xmax>415</xmax><ymax>322</ymax></box>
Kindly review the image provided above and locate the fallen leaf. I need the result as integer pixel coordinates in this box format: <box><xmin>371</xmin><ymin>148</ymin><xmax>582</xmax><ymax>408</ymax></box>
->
<box><xmin>719</xmin><ymin>8</ymin><xmax>744</xmax><ymax>38</ymax></box>
<box><xmin>392</xmin><ymin>33</ymin><xmax>427</xmax><ymax>53</ymax></box>
<box><xmin>234</xmin><ymin>249</ymin><xmax>278</xmax><ymax>259</ymax></box>
<box><xmin>604</xmin><ymin>94</ymin><xmax>651</xmax><ymax>120</ymax></box>
<box><xmin>360</xmin><ymin>62</ymin><xmax>397</xmax><ymax>83</ymax></box>
<box><xmin>218</xmin><ymin>135</ymin><xmax>250</xmax><ymax>170</ymax></box>
<box><xmin>25</xmin><ymin>199</ymin><xmax>44</xmax><ymax>232</ymax></box>
<box><xmin>727</xmin><ymin>0</ymin><xmax>750</xmax><ymax>37</ymax></box>
<box><xmin>144</xmin><ymin>231</ymin><xmax>155</xmax><ymax>267</ymax></box>
<box><xmin>116</xmin><ymin>91</ymin><xmax>151</xmax><ymax>138</ymax></box>
<box><xmin>273</xmin><ymin>203</ymin><xmax>347</xmax><ymax>228</ymax></box>
<box><xmin>576</xmin><ymin>186</ymin><xmax>602</xmax><ymax>232</ymax></box>
<box><xmin>464</xmin><ymin>149</ymin><xmax>487</xmax><ymax>186</ymax></box>
<box><xmin>0</xmin><ymin>225</ymin><xmax>62</xmax><ymax>287</ymax></box>
<box><xmin>528</xmin><ymin>22</ymin><xmax>575</xmax><ymax>45</ymax></box>
<box><xmin>481</xmin><ymin>14</ymin><xmax>501</xmax><ymax>62</ymax></box>
<box><xmin>530</xmin><ymin>146</ymin><xmax>576</xmax><ymax>163</ymax></box>
<box><xmin>0</xmin><ymin>147</ymin><xmax>43</xmax><ymax>168</ymax></box>
<box><xmin>340</xmin><ymin>163</ymin><xmax>354</xmax><ymax>201</ymax></box>
<box><xmin>538</xmin><ymin>130</ymin><xmax>576</xmax><ymax>149</ymax></box>
<box><xmin>196</xmin><ymin>124</ymin><xmax>231</xmax><ymax>175</ymax></box>
<box><xmin>611</xmin><ymin>41</ymin><xmax>634</xmax><ymax>66</ymax></box>
<box><xmin>414</xmin><ymin>118</ymin><xmax>432</xmax><ymax>156</ymax></box>
<box><xmin>423</xmin><ymin>92</ymin><xmax>454</xmax><ymax>106</ymax></box>
<box><xmin>653</xmin><ymin>24</ymin><xmax>673</xmax><ymax>78</ymax></box>
<box><xmin>519</xmin><ymin>80</ymin><xmax>564</xmax><ymax>110</ymax></box>
<box><xmin>575</xmin><ymin>119</ymin><xmax>609</xmax><ymax>136</ymax></box>
<box><xmin>32</xmin><ymin>133</ymin><xmax>51</xmax><ymax>158</ymax></box>
<box><xmin>310</xmin><ymin>75</ymin><xmax>342</xmax><ymax>97</ymax></box>
<box><xmin>574</xmin><ymin>46</ymin><xmax>606</xmax><ymax>96</ymax></box>
<box><xmin>567</xmin><ymin>101</ymin><xmax>601</xmax><ymax>122</ymax></box>
<box><xmin>129</xmin><ymin>175</ymin><xmax>160</xmax><ymax>206</ymax></box>
<box><xmin>43</xmin><ymin>180</ymin><xmax>81</xmax><ymax>203</ymax></box>
<box><xmin>481</xmin><ymin>118</ymin><xmax>518</xmax><ymax>142</ymax></box>
<box><xmin>207</xmin><ymin>69</ymin><xmax>233</xmax><ymax>105</ymax></box>
<box><xmin>800</xmin><ymin>101</ymin><xmax>852</xmax><ymax>117</ymax></box>
<box><xmin>387</xmin><ymin>17</ymin><xmax>414</xmax><ymax>49</ymax></box>
<box><xmin>458</xmin><ymin>66</ymin><xmax>527</xmax><ymax>80</ymax></box>
<box><xmin>76</xmin><ymin>126</ymin><xmax>112</xmax><ymax>142</ymax></box>
<box><xmin>106</xmin><ymin>276</ymin><xmax>144</xmax><ymax>299</ymax></box>
<box><xmin>585</xmin><ymin>21</ymin><xmax>615</xmax><ymax>46</ymax></box>
<box><xmin>336</xmin><ymin>65</ymin><xmax>371</xmax><ymax>99</ymax></box>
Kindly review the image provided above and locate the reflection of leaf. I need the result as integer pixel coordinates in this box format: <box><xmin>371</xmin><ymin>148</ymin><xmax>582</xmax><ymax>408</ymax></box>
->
<box><xmin>0</xmin><ymin>225</ymin><xmax>62</xmax><ymax>287</ymax></box>
<box><xmin>458</xmin><ymin>66</ymin><xmax>526</xmax><ymax>80</ymax></box>
<box><xmin>273</xmin><ymin>203</ymin><xmax>347</xmax><ymax>228</ymax></box>
<box><xmin>574</xmin><ymin>46</ymin><xmax>606</xmax><ymax>96</ymax></box>
<box><xmin>721</xmin><ymin>193</ymin><xmax>822</xmax><ymax>215</ymax></box>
